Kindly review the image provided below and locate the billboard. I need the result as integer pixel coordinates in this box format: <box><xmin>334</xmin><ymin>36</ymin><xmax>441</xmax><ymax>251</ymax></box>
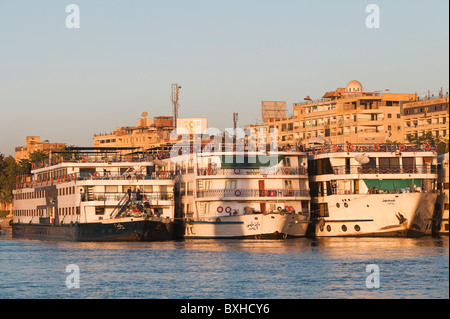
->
<box><xmin>261</xmin><ymin>101</ymin><xmax>286</xmax><ymax>123</ymax></box>
<box><xmin>176</xmin><ymin>118</ymin><xmax>208</xmax><ymax>135</ymax></box>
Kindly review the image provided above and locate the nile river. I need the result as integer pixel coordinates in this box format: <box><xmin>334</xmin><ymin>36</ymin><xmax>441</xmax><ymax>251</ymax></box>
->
<box><xmin>0</xmin><ymin>233</ymin><xmax>448</xmax><ymax>299</ymax></box>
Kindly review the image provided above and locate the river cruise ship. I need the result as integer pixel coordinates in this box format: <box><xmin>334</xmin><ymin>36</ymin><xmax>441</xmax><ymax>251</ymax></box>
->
<box><xmin>12</xmin><ymin>147</ymin><xmax>176</xmax><ymax>241</ymax></box>
<box><xmin>168</xmin><ymin>143</ymin><xmax>311</xmax><ymax>238</ymax></box>
<box><xmin>307</xmin><ymin>142</ymin><xmax>438</xmax><ymax>237</ymax></box>
<box><xmin>435</xmin><ymin>153</ymin><xmax>449</xmax><ymax>236</ymax></box>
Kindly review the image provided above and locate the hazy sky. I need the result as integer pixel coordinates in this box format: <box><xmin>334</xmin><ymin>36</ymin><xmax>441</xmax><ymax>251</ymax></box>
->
<box><xmin>0</xmin><ymin>0</ymin><xmax>448</xmax><ymax>156</ymax></box>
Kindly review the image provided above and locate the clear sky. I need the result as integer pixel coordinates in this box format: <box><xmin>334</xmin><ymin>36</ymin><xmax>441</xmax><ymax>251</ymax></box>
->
<box><xmin>0</xmin><ymin>0</ymin><xmax>448</xmax><ymax>156</ymax></box>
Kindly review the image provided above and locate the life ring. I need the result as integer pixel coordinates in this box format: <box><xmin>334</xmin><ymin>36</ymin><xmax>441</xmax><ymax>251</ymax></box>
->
<box><xmin>234</xmin><ymin>168</ymin><xmax>241</xmax><ymax>175</ymax></box>
<box><xmin>320</xmin><ymin>146</ymin><xmax>325</xmax><ymax>153</ymax></box>
<box><xmin>284</xmin><ymin>168</ymin><xmax>290</xmax><ymax>175</ymax></box>
<box><xmin>217</xmin><ymin>206</ymin><xmax>224</xmax><ymax>213</ymax></box>
<box><xmin>225</xmin><ymin>207</ymin><xmax>232</xmax><ymax>213</ymax></box>
<box><xmin>93</xmin><ymin>172</ymin><xmax>100</xmax><ymax>179</ymax></box>
<box><xmin>398</xmin><ymin>144</ymin><xmax>406</xmax><ymax>151</ymax></box>
<box><xmin>160</xmin><ymin>172</ymin><xmax>167</xmax><ymax>179</ymax></box>
<box><xmin>126</xmin><ymin>155</ymin><xmax>133</xmax><ymax>162</ymax></box>
<box><xmin>235</xmin><ymin>190</ymin><xmax>242</xmax><ymax>197</ymax></box>
<box><xmin>208</xmin><ymin>168</ymin><xmax>216</xmax><ymax>175</ymax></box>
<box><xmin>82</xmin><ymin>156</ymin><xmax>88</xmax><ymax>162</ymax></box>
<box><xmin>332</xmin><ymin>145</ymin><xmax>339</xmax><ymax>152</ymax></box>
<box><xmin>347</xmin><ymin>144</ymin><xmax>354</xmax><ymax>152</ymax></box>
<box><xmin>424</xmin><ymin>143</ymin><xmax>431</xmax><ymax>151</ymax></box>
<box><xmin>373</xmin><ymin>144</ymin><xmax>380</xmax><ymax>151</ymax></box>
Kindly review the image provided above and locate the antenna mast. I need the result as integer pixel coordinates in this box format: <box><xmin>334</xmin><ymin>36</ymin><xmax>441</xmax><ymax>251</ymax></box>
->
<box><xmin>171</xmin><ymin>84</ymin><xmax>181</xmax><ymax>126</ymax></box>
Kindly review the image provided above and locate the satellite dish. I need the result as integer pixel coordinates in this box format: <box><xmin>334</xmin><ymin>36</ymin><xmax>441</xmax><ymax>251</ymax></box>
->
<box><xmin>355</xmin><ymin>154</ymin><xmax>370</xmax><ymax>164</ymax></box>
<box><xmin>142</xmin><ymin>112</ymin><xmax>148</xmax><ymax>118</ymax></box>
<box><xmin>308</xmin><ymin>137</ymin><xmax>330</xmax><ymax>145</ymax></box>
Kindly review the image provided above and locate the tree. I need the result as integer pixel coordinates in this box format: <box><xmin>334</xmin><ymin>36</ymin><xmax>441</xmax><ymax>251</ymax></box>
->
<box><xmin>407</xmin><ymin>133</ymin><xmax>449</xmax><ymax>155</ymax></box>
<box><xmin>0</xmin><ymin>154</ymin><xmax>21</xmax><ymax>204</ymax></box>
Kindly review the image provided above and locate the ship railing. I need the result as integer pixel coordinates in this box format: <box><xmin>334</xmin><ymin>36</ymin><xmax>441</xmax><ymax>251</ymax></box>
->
<box><xmin>308</xmin><ymin>143</ymin><xmax>437</xmax><ymax>155</ymax></box>
<box><xmin>82</xmin><ymin>192</ymin><xmax>174</xmax><ymax>202</ymax></box>
<box><xmin>331</xmin><ymin>165</ymin><xmax>437</xmax><ymax>175</ymax></box>
<box><xmin>77</xmin><ymin>171</ymin><xmax>176</xmax><ymax>181</ymax></box>
<box><xmin>197</xmin><ymin>167</ymin><xmax>308</xmax><ymax>177</ymax></box>
<box><xmin>196</xmin><ymin>188</ymin><xmax>309</xmax><ymax>198</ymax></box>
<box><xmin>328</xmin><ymin>188</ymin><xmax>437</xmax><ymax>196</ymax></box>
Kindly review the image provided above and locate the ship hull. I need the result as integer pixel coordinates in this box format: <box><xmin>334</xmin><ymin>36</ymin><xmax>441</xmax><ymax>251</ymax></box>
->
<box><xmin>310</xmin><ymin>192</ymin><xmax>437</xmax><ymax>237</ymax></box>
<box><xmin>12</xmin><ymin>218</ymin><xmax>174</xmax><ymax>242</ymax></box>
<box><xmin>183</xmin><ymin>213</ymin><xmax>308</xmax><ymax>239</ymax></box>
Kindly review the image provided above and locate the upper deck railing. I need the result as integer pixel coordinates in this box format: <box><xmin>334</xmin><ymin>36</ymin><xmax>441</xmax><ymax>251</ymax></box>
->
<box><xmin>308</xmin><ymin>143</ymin><xmax>438</xmax><ymax>155</ymax></box>
<box><xmin>15</xmin><ymin>170</ymin><xmax>176</xmax><ymax>189</ymax></box>
<box><xmin>197</xmin><ymin>167</ymin><xmax>308</xmax><ymax>177</ymax></box>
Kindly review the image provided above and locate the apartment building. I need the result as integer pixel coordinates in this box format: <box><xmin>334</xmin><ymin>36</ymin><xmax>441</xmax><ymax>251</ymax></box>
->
<box><xmin>93</xmin><ymin>116</ymin><xmax>175</xmax><ymax>151</ymax></box>
<box><xmin>403</xmin><ymin>94</ymin><xmax>449</xmax><ymax>142</ymax></box>
<box><xmin>246</xmin><ymin>80</ymin><xmax>418</xmax><ymax>147</ymax></box>
<box><xmin>14</xmin><ymin>136</ymin><xmax>66</xmax><ymax>162</ymax></box>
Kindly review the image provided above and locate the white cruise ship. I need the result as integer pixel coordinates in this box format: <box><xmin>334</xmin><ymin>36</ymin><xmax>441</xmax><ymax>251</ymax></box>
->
<box><xmin>435</xmin><ymin>153</ymin><xmax>449</xmax><ymax>236</ymax></box>
<box><xmin>12</xmin><ymin>148</ymin><xmax>176</xmax><ymax>241</ymax></box>
<box><xmin>307</xmin><ymin>142</ymin><xmax>438</xmax><ymax>237</ymax></box>
<box><xmin>169</xmin><ymin>144</ymin><xmax>311</xmax><ymax>238</ymax></box>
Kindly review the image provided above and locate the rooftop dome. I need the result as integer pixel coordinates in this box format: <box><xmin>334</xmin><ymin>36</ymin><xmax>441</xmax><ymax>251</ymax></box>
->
<box><xmin>346</xmin><ymin>80</ymin><xmax>363</xmax><ymax>92</ymax></box>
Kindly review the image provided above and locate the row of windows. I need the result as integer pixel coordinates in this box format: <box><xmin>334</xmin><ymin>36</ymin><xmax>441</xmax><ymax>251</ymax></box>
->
<box><xmin>14</xmin><ymin>207</ymin><xmax>81</xmax><ymax>217</ymax></box>
<box><xmin>14</xmin><ymin>187</ymin><xmax>76</xmax><ymax>200</ymax></box>
<box><xmin>404</xmin><ymin>103</ymin><xmax>448</xmax><ymax>115</ymax></box>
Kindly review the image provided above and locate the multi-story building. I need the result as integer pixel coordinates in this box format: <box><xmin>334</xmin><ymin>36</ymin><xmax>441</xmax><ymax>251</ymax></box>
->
<box><xmin>403</xmin><ymin>94</ymin><xmax>449</xmax><ymax>143</ymax></box>
<box><xmin>93</xmin><ymin>116</ymin><xmax>175</xmax><ymax>151</ymax></box>
<box><xmin>246</xmin><ymin>80</ymin><xmax>419</xmax><ymax>147</ymax></box>
<box><xmin>14</xmin><ymin>136</ymin><xmax>66</xmax><ymax>162</ymax></box>
<box><xmin>294</xmin><ymin>80</ymin><xmax>417</xmax><ymax>145</ymax></box>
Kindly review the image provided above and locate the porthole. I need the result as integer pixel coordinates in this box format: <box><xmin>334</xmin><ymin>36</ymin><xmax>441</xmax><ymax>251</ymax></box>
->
<box><xmin>336</xmin><ymin>203</ymin><xmax>340</xmax><ymax>208</ymax></box>
<box><xmin>342</xmin><ymin>225</ymin><xmax>347</xmax><ymax>232</ymax></box>
<box><xmin>326</xmin><ymin>225</ymin><xmax>331</xmax><ymax>232</ymax></box>
<box><xmin>354</xmin><ymin>225</ymin><xmax>361</xmax><ymax>232</ymax></box>
<box><xmin>344</xmin><ymin>203</ymin><xmax>348</xmax><ymax>208</ymax></box>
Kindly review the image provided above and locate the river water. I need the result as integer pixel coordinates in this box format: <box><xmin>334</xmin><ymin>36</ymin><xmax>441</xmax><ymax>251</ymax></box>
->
<box><xmin>0</xmin><ymin>233</ymin><xmax>448</xmax><ymax>300</ymax></box>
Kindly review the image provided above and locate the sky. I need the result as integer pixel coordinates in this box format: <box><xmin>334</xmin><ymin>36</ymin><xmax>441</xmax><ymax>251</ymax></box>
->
<box><xmin>0</xmin><ymin>0</ymin><xmax>448</xmax><ymax>156</ymax></box>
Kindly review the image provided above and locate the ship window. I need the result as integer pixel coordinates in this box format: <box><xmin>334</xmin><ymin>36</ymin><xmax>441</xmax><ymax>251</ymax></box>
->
<box><xmin>379</xmin><ymin>157</ymin><xmax>400</xmax><ymax>169</ymax></box>
<box><xmin>402</xmin><ymin>158</ymin><xmax>415</xmax><ymax>171</ymax></box>
<box><xmin>225</xmin><ymin>181</ymin><xmax>236</xmax><ymax>190</ymax></box>
<box><xmin>283</xmin><ymin>157</ymin><xmax>291</xmax><ymax>167</ymax></box>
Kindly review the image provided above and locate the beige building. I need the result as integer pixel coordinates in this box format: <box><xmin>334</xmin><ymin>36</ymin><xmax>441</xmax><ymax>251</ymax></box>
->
<box><xmin>403</xmin><ymin>94</ymin><xmax>449</xmax><ymax>142</ymax></box>
<box><xmin>93</xmin><ymin>116</ymin><xmax>175</xmax><ymax>151</ymax></box>
<box><xmin>246</xmin><ymin>80</ymin><xmax>419</xmax><ymax>147</ymax></box>
<box><xmin>15</xmin><ymin>136</ymin><xmax>66</xmax><ymax>162</ymax></box>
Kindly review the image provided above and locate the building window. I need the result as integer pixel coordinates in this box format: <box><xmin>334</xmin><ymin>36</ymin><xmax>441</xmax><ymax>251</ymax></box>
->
<box><xmin>388</xmin><ymin>114</ymin><xmax>392</xmax><ymax>118</ymax></box>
